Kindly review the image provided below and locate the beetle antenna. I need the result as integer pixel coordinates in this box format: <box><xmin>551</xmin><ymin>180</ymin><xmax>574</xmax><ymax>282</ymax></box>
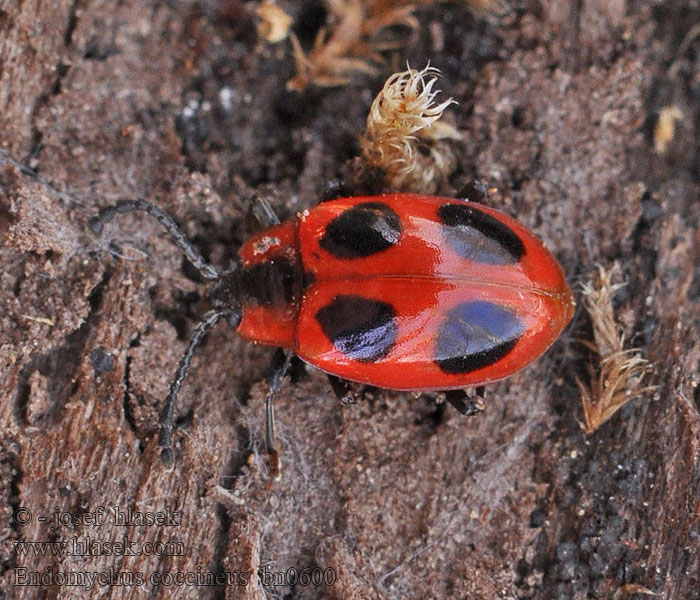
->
<box><xmin>159</xmin><ymin>309</ymin><xmax>233</xmax><ymax>466</ymax></box>
<box><xmin>89</xmin><ymin>199</ymin><xmax>220</xmax><ymax>281</ymax></box>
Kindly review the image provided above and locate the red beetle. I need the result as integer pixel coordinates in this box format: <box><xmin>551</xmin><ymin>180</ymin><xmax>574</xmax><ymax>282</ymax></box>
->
<box><xmin>91</xmin><ymin>192</ymin><xmax>574</xmax><ymax>470</ymax></box>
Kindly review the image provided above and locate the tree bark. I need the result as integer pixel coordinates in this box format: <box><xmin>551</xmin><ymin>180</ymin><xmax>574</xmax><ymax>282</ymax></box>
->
<box><xmin>1</xmin><ymin>1</ymin><xmax>698</xmax><ymax>598</ymax></box>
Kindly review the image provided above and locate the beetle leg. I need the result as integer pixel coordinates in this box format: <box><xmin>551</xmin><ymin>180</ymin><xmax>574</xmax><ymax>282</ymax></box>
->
<box><xmin>326</xmin><ymin>374</ymin><xmax>361</xmax><ymax>405</ymax></box>
<box><xmin>287</xmin><ymin>355</ymin><xmax>310</xmax><ymax>383</ymax></box>
<box><xmin>159</xmin><ymin>309</ymin><xmax>233</xmax><ymax>466</ymax></box>
<box><xmin>444</xmin><ymin>389</ymin><xmax>485</xmax><ymax>416</ymax></box>
<box><xmin>320</xmin><ymin>178</ymin><xmax>345</xmax><ymax>203</ymax></box>
<box><xmin>251</xmin><ymin>195</ymin><xmax>281</xmax><ymax>228</ymax></box>
<box><xmin>264</xmin><ymin>348</ymin><xmax>292</xmax><ymax>480</ymax></box>
<box><xmin>459</xmin><ymin>180</ymin><xmax>488</xmax><ymax>204</ymax></box>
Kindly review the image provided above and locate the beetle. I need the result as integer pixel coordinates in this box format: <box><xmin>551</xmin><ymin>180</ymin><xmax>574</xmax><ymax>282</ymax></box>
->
<box><xmin>90</xmin><ymin>190</ymin><xmax>574</xmax><ymax>474</ymax></box>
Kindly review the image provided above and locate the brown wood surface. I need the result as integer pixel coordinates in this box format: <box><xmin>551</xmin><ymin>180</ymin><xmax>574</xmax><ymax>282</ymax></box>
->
<box><xmin>1</xmin><ymin>1</ymin><xmax>699</xmax><ymax>598</ymax></box>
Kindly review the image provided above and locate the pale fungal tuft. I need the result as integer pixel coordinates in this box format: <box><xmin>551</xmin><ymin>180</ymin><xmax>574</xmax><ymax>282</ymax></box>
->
<box><xmin>286</xmin><ymin>0</ymin><xmax>505</xmax><ymax>90</ymax></box>
<box><xmin>653</xmin><ymin>105</ymin><xmax>683</xmax><ymax>154</ymax></box>
<box><xmin>255</xmin><ymin>2</ymin><xmax>294</xmax><ymax>44</ymax></box>
<box><xmin>577</xmin><ymin>264</ymin><xmax>655</xmax><ymax>434</ymax></box>
<box><xmin>361</xmin><ymin>64</ymin><xmax>460</xmax><ymax>192</ymax></box>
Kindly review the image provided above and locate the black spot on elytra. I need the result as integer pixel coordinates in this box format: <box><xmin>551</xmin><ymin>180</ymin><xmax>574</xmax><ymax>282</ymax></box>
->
<box><xmin>320</xmin><ymin>202</ymin><xmax>401</xmax><ymax>258</ymax></box>
<box><xmin>439</xmin><ymin>203</ymin><xmax>525</xmax><ymax>265</ymax></box>
<box><xmin>316</xmin><ymin>296</ymin><xmax>397</xmax><ymax>362</ymax></box>
<box><xmin>435</xmin><ymin>301</ymin><xmax>525</xmax><ymax>374</ymax></box>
